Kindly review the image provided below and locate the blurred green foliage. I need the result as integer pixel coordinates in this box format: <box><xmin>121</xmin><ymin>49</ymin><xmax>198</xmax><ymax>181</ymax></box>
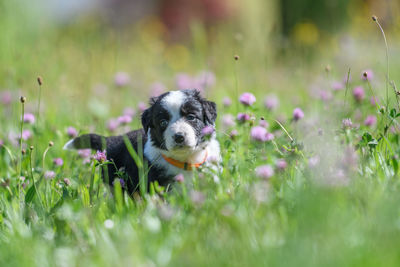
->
<box><xmin>280</xmin><ymin>0</ymin><xmax>350</xmax><ymax>35</ymax></box>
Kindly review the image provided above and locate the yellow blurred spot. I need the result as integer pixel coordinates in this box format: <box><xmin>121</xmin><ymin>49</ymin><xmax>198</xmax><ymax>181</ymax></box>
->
<box><xmin>138</xmin><ymin>16</ymin><xmax>167</xmax><ymax>40</ymax></box>
<box><xmin>292</xmin><ymin>22</ymin><xmax>319</xmax><ymax>45</ymax></box>
<box><xmin>164</xmin><ymin>44</ymin><xmax>190</xmax><ymax>70</ymax></box>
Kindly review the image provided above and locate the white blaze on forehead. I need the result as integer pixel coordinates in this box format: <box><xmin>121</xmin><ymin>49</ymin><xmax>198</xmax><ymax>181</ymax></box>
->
<box><xmin>162</xmin><ymin>91</ymin><xmax>186</xmax><ymax>121</ymax></box>
<box><xmin>161</xmin><ymin>91</ymin><xmax>197</xmax><ymax>151</ymax></box>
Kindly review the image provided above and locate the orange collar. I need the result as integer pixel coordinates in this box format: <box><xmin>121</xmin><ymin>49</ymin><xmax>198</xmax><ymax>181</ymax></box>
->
<box><xmin>161</xmin><ymin>151</ymin><xmax>208</xmax><ymax>171</ymax></box>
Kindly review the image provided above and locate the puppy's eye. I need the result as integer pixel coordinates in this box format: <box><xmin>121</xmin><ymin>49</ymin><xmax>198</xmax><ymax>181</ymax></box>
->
<box><xmin>160</xmin><ymin>119</ymin><xmax>169</xmax><ymax>128</ymax></box>
<box><xmin>186</xmin><ymin>114</ymin><xmax>196</xmax><ymax>121</ymax></box>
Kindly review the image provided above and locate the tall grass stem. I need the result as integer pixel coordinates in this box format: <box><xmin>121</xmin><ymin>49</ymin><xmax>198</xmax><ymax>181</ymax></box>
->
<box><xmin>373</xmin><ymin>17</ymin><xmax>390</xmax><ymax>108</ymax></box>
<box><xmin>234</xmin><ymin>55</ymin><xmax>240</xmax><ymax>113</ymax></box>
<box><xmin>29</xmin><ymin>148</ymin><xmax>44</xmax><ymax>209</ymax></box>
<box><xmin>36</xmin><ymin>76</ymin><xmax>43</xmax><ymax>124</ymax></box>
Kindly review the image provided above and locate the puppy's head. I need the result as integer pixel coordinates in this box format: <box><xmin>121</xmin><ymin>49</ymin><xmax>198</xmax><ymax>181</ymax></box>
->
<box><xmin>142</xmin><ymin>90</ymin><xmax>217</xmax><ymax>154</ymax></box>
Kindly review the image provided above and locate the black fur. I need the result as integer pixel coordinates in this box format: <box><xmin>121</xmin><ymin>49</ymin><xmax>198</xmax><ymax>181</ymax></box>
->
<box><xmin>71</xmin><ymin>130</ymin><xmax>171</xmax><ymax>194</ymax></box>
<box><xmin>70</xmin><ymin>134</ymin><xmax>107</xmax><ymax>151</ymax></box>
<box><xmin>142</xmin><ymin>97</ymin><xmax>170</xmax><ymax>150</ymax></box>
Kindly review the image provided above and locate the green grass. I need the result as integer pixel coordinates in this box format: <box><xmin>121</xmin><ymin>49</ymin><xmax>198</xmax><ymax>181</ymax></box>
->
<box><xmin>2</xmin><ymin>1</ymin><xmax>400</xmax><ymax>266</ymax></box>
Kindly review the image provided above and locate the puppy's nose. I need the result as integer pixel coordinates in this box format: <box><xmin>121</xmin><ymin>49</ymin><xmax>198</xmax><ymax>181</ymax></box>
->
<box><xmin>174</xmin><ymin>132</ymin><xmax>185</xmax><ymax>144</ymax></box>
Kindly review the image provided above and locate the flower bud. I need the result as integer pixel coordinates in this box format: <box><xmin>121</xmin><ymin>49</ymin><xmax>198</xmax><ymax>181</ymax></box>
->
<box><xmin>37</xmin><ymin>76</ymin><xmax>43</xmax><ymax>86</ymax></box>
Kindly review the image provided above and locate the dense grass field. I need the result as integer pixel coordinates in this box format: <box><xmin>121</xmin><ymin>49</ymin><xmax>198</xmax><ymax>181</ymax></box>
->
<box><xmin>3</xmin><ymin>2</ymin><xmax>400</xmax><ymax>266</ymax></box>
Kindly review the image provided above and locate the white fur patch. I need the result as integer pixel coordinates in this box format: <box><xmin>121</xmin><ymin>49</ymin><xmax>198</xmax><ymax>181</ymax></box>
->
<box><xmin>164</xmin><ymin>119</ymin><xmax>197</xmax><ymax>151</ymax></box>
<box><xmin>161</xmin><ymin>91</ymin><xmax>196</xmax><ymax>152</ymax></box>
<box><xmin>63</xmin><ymin>139</ymin><xmax>75</xmax><ymax>150</ymax></box>
<box><xmin>162</xmin><ymin>91</ymin><xmax>186</xmax><ymax>119</ymax></box>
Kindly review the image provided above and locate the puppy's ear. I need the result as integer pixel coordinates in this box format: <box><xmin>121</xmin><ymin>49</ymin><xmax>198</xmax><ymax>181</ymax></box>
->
<box><xmin>141</xmin><ymin>107</ymin><xmax>152</xmax><ymax>133</ymax></box>
<box><xmin>149</xmin><ymin>96</ymin><xmax>158</xmax><ymax>105</ymax></box>
<box><xmin>141</xmin><ymin>96</ymin><xmax>160</xmax><ymax>132</ymax></box>
<box><xmin>191</xmin><ymin>89</ymin><xmax>201</xmax><ymax>98</ymax></box>
<box><xmin>202</xmin><ymin>100</ymin><xmax>217</xmax><ymax>125</ymax></box>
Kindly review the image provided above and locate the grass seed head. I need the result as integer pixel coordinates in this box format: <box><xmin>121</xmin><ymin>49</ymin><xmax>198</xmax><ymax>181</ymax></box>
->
<box><xmin>325</xmin><ymin>65</ymin><xmax>331</xmax><ymax>73</ymax></box>
<box><xmin>37</xmin><ymin>76</ymin><xmax>43</xmax><ymax>86</ymax></box>
<box><xmin>63</xmin><ymin>178</ymin><xmax>71</xmax><ymax>186</ymax></box>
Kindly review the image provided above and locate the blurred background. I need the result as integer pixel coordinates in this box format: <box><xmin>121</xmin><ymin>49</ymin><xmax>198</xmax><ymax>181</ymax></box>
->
<box><xmin>1</xmin><ymin>0</ymin><xmax>400</xmax><ymax>131</ymax></box>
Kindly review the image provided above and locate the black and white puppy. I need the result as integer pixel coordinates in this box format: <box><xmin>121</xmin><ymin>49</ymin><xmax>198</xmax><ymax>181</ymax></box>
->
<box><xmin>64</xmin><ymin>89</ymin><xmax>221</xmax><ymax>194</ymax></box>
